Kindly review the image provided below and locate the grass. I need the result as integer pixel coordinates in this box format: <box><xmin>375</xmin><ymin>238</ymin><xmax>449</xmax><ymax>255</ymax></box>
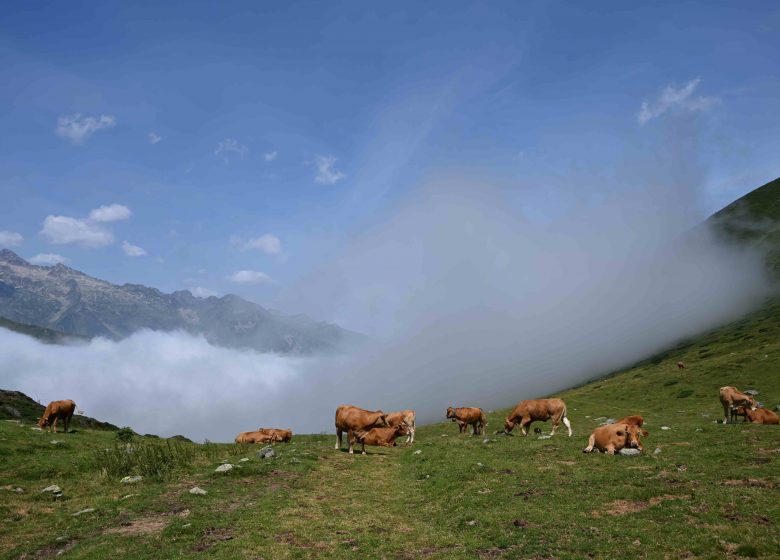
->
<box><xmin>2</xmin><ymin>298</ymin><xmax>780</xmax><ymax>559</ymax></box>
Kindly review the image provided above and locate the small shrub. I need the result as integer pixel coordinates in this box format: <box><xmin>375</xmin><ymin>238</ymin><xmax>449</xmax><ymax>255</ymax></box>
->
<box><xmin>675</xmin><ymin>389</ymin><xmax>694</xmax><ymax>399</ymax></box>
<box><xmin>116</xmin><ymin>427</ymin><xmax>135</xmax><ymax>443</ymax></box>
<box><xmin>91</xmin><ymin>440</ymin><xmax>196</xmax><ymax>480</ymax></box>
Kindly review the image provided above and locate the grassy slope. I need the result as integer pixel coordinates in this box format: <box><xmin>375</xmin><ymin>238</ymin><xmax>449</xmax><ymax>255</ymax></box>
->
<box><xmin>0</xmin><ymin>317</ymin><xmax>88</xmax><ymax>346</ymax></box>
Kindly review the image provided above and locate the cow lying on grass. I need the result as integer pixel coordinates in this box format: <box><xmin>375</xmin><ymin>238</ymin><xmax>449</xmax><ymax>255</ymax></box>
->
<box><xmin>504</xmin><ymin>398</ymin><xmax>572</xmax><ymax>437</ymax></box>
<box><xmin>733</xmin><ymin>406</ymin><xmax>779</xmax><ymax>425</ymax></box>
<box><xmin>446</xmin><ymin>406</ymin><xmax>486</xmax><ymax>435</ymax></box>
<box><xmin>348</xmin><ymin>424</ymin><xmax>410</xmax><ymax>454</ymax></box>
<box><xmin>257</xmin><ymin>428</ymin><xmax>293</xmax><ymax>442</ymax></box>
<box><xmin>37</xmin><ymin>399</ymin><xmax>76</xmax><ymax>433</ymax></box>
<box><xmin>235</xmin><ymin>430</ymin><xmax>279</xmax><ymax>444</ymax></box>
<box><xmin>583</xmin><ymin>423</ymin><xmax>648</xmax><ymax>455</ymax></box>
<box><xmin>719</xmin><ymin>386</ymin><xmax>756</xmax><ymax>424</ymax></box>
<box><xmin>385</xmin><ymin>410</ymin><xmax>416</xmax><ymax>444</ymax></box>
<box><xmin>335</xmin><ymin>405</ymin><xmax>388</xmax><ymax>454</ymax></box>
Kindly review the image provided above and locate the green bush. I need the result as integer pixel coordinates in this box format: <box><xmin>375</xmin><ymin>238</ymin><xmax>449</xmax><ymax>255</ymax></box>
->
<box><xmin>91</xmin><ymin>440</ymin><xmax>196</xmax><ymax>480</ymax></box>
<box><xmin>115</xmin><ymin>426</ymin><xmax>134</xmax><ymax>443</ymax></box>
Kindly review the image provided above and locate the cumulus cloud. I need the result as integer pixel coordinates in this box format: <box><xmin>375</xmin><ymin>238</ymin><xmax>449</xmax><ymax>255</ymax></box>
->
<box><xmin>56</xmin><ymin>113</ymin><xmax>116</xmax><ymax>144</ymax></box>
<box><xmin>215</xmin><ymin>138</ymin><xmax>249</xmax><ymax>163</ymax></box>
<box><xmin>122</xmin><ymin>240</ymin><xmax>147</xmax><ymax>257</ymax></box>
<box><xmin>89</xmin><ymin>204</ymin><xmax>132</xmax><ymax>223</ymax></box>
<box><xmin>40</xmin><ymin>215</ymin><xmax>113</xmax><ymax>248</ymax></box>
<box><xmin>637</xmin><ymin>79</ymin><xmax>720</xmax><ymax>125</ymax></box>
<box><xmin>148</xmin><ymin>132</ymin><xmax>162</xmax><ymax>144</ymax></box>
<box><xmin>229</xmin><ymin>270</ymin><xmax>273</xmax><ymax>284</ymax></box>
<box><xmin>28</xmin><ymin>253</ymin><xmax>69</xmax><ymax>266</ymax></box>
<box><xmin>312</xmin><ymin>155</ymin><xmax>346</xmax><ymax>184</ymax></box>
<box><xmin>230</xmin><ymin>234</ymin><xmax>282</xmax><ymax>255</ymax></box>
<box><xmin>264</xmin><ymin>151</ymin><xmax>278</xmax><ymax>162</ymax></box>
<box><xmin>0</xmin><ymin>231</ymin><xmax>23</xmax><ymax>247</ymax></box>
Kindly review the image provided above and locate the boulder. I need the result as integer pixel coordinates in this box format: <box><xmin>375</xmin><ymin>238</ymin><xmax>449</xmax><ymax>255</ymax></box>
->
<box><xmin>215</xmin><ymin>464</ymin><xmax>233</xmax><ymax>473</ymax></box>
<box><xmin>619</xmin><ymin>448</ymin><xmax>641</xmax><ymax>456</ymax></box>
<box><xmin>189</xmin><ymin>487</ymin><xmax>208</xmax><ymax>495</ymax></box>
<box><xmin>257</xmin><ymin>447</ymin><xmax>275</xmax><ymax>459</ymax></box>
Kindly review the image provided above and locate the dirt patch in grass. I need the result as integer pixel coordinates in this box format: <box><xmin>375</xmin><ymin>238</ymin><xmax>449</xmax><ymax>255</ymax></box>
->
<box><xmin>105</xmin><ymin>516</ymin><xmax>169</xmax><ymax>536</ymax></box>
<box><xmin>598</xmin><ymin>495</ymin><xmax>690</xmax><ymax>516</ymax></box>
<box><xmin>192</xmin><ymin>527</ymin><xmax>235</xmax><ymax>552</ymax></box>
<box><xmin>19</xmin><ymin>540</ymin><xmax>77</xmax><ymax>559</ymax></box>
<box><xmin>274</xmin><ymin>531</ymin><xmax>331</xmax><ymax>551</ymax></box>
<box><xmin>721</xmin><ymin>478</ymin><xmax>775</xmax><ymax>488</ymax></box>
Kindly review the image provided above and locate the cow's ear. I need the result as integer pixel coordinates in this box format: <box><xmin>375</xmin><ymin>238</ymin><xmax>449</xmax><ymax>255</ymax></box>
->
<box><xmin>641</xmin><ymin>430</ymin><xmax>649</xmax><ymax>437</ymax></box>
<box><xmin>616</xmin><ymin>430</ymin><xmax>624</xmax><ymax>436</ymax></box>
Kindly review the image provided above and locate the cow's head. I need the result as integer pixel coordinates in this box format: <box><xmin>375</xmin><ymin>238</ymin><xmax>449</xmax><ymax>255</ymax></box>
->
<box><xmin>745</xmin><ymin>396</ymin><xmax>757</xmax><ymax>410</ymax></box>
<box><xmin>395</xmin><ymin>423</ymin><xmax>410</xmax><ymax>436</ymax></box>
<box><xmin>446</xmin><ymin>407</ymin><xmax>455</xmax><ymax>419</ymax></box>
<box><xmin>503</xmin><ymin>417</ymin><xmax>516</xmax><ymax>434</ymax></box>
<box><xmin>37</xmin><ymin>416</ymin><xmax>49</xmax><ymax>428</ymax></box>
<box><xmin>620</xmin><ymin>424</ymin><xmax>648</xmax><ymax>451</ymax></box>
<box><xmin>377</xmin><ymin>411</ymin><xmax>389</xmax><ymax>427</ymax></box>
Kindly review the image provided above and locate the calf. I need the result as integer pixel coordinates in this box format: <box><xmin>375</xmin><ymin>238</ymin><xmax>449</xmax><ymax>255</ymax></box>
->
<box><xmin>385</xmin><ymin>410</ymin><xmax>416</xmax><ymax>444</ymax></box>
<box><xmin>349</xmin><ymin>424</ymin><xmax>410</xmax><ymax>453</ymax></box>
<box><xmin>736</xmin><ymin>406</ymin><xmax>779</xmax><ymax>425</ymax></box>
<box><xmin>258</xmin><ymin>428</ymin><xmax>293</xmax><ymax>442</ymax></box>
<box><xmin>335</xmin><ymin>405</ymin><xmax>388</xmax><ymax>454</ymax></box>
<box><xmin>235</xmin><ymin>430</ymin><xmax>279</xmax><ymax>444</ymax></box>
<box><xmin>504</xmin><ymin>398</ymin><xmax>572</xmax><ymax>437</ymax></box>
<box><xmin>719</xmin><ymin>386</ymin><xmax>756</xmax><ymax>424</ymax></box>
<box><xmin>583</xmin><ymin>423</ymin><xmax>649</xmax><ymax>455</ymax></box>
<box><xmin>446</xmin><ymin>406</ymin><xmax>486</xmax><ymax>435</ymax></box>
<box><xmin>37</xmin><ymin>400</ymin><xmax>76</xmax><ymax>433</ymax></box>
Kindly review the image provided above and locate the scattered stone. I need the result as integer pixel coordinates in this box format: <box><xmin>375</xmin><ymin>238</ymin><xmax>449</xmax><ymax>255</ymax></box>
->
<box><xmin>215</xmin><ymin>464</ymin><xmax>233</xmax><ymax>473</ymax></box>
<box><xmin>745</xmin><ymin>389</ymin><xmax>759</xmax><ymax>396</ymax></box>
<box><xmin>476</xmin><ymin>462</ymin><xmax>484</xmax><ymax>467</ymax></box>
<box><xmin>55</xmin><ymin>536</ymin><xmax>69</xmax><ymax>543</ymax></box>
<box><xmin>537</xmin><ymin>435</ymin><xmax>552</xmax><ymax>440</ymax></box>
<box><xmin>31</xmin><ymin>426</ymin><xmax>42</xmax><ymax>431</ymax></box>
<box><xmin>653</xmin><ymin>448</ymin><xmax>662</xmax><ymax>455</ymax></box>
<box><xmin>189</xmin><ymin>487</ymin><xmax>208</xmax><ymax>495</ymax></box>
<box><xmin>258</xmin><ymin>447</ymin><xmax>275</xmax><ymax>459</ymax></box>
<box><xmin>619</xmin><ymin>448</ymin><xmax>641</xmax><ymax>456</ymax></box>
<box><xmin>413</xmin><ymin>450</ymin><xmax>422</xmax><ymax>455</ymax></box>
<box><xmin>120</xmin><ymin>475</ymin><xmax>142</xmax><ymax>484</ymax></box>
<box><xmin>120</xmin><ymin>494</ymin><xmax>137</xmax><ymax>501</ymax></box>
<box><xmin>695</xmin><ymin>428</ymin><xmax>703</xmax><ymax>432</ymax></box>
<box><xmin>604</xmin><ymin>418</ymin><xmax>616</xmax><ymax>425</ymax></box>
<box><xmin>289</xmin><ymin>458</ymin><xmax>301</xmax><ymax>464</ymax></box>
<box><xmin>239</xmin><ymin>458</ymin><xmax>249</xmax><ymax>462</ymax></box>
<box><xmin>72</xmin><ymin>508</ymin><xmax>95</xmax><ymax>517</ymax></box>
<box><xmin>594</xmin><ymin>417</ymin><xmax>607</xmax><ymax>423</ymax></box>
<box><xmin>466</xmin><ymin>520</ymin><xmax>478</xmax><ymax>526</ymax></box>
<box><xmin>42</xmin><ymin>485</ymin><xmax>62</xmax><ymax>494</ymax></box>
<box><xmin>50</xmin><ymin>440</ymin><xmax>64</xmax><ymax>445</ymax></box>
<box><xmin>661</xmin><ymin>426</ymin><xmax>671</xmax><ymax>430</ymax></box>
<box><xmin>585</xmin><ymin>415</ymin><xmax>591</xmax><ymax>419</ymax></box>
<box><xmin>182</xmin><ymin>523</ymin><xmax>192</xmax><ymax>528</ymax></box>
<box><xmin>482</xmin><ymin>438</ymin><xmax>490</xmax><ymax>444</ymax></box>
<box><xmin>477</xmin><ymin>489</ymin><xmax>492</xmax><ymax>494</ymax></box>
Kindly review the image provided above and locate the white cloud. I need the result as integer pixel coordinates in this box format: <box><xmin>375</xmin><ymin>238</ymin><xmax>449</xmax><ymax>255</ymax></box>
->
<box><xmin>0</xmin><ymin>231</ymin><xmax>23</xmax><ymax>247</ymax></box>
<box><xmin>637</xmin><ymin>79</ymin><xmax>720</xmax><ymax>125</ymax></box>
<box><xmin>215</xmin><ymin>138</ymin><xmax>249</xmax><ymax>163</ymax></box>
<box><xmin>230</xmin><ymin>234</ymin><xmax>282</xmax><ymax>255</ymax></box>
<box><xmin>89</xmin><ymin>204</ymin><xmax>132</xmax><ymax>223</ymax></box>
<box><xmin>189</xmin><ymin>286</ymin><xmax>219</xmax><ymax>298</ymax></box>
<box><xmin>28</xmin><ymin>253</ymin><xmax>69</xmax><ymax>266</ymax></box>
<box><xmin>56</xmin><ymin>113</ymin><xmax>116</xmax><ymax>144</ymax></box>
<box><xmin>40</xmin><ymin>215</ymin><xmax>113</xmax><ymax>248</ymax></box>
<box><xmin>264</xmin><ymin>151</ymin><xmax>278</xmax><ymax>162</ymax></box>
<box><xmin>148</xmin><ymin>132</ymin><xmax>162</xmax><ymax>144</ymax></box>
<box><xmin>228</xmin><ymin>270</ymin><xmax>273</xmax><ymax>284</ymax></box>
<box><xmin>122</xmin><ymin>240</ymin><xmax>147</xmax><ymax>257</ymax></box>
<box><xmin>312</xmin><ymin>155</ymin><xmax>346</xmax><ymax>184</ymax></box>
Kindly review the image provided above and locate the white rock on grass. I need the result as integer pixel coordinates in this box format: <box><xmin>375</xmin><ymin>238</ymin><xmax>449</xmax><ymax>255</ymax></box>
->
<box><xmin>120</xmin><ymin>475</ymin><xmax>143</xmax><ymax>484</ymax></box>
<box><xmin>120</xmin><ymin>494</ymin><xmax>137</xmax><ymax>501</ymax></box>
<box><xmin>653</xmin><ymin>448</ymin><xmax>662</xmax><ymax>455</ymax></box>
<box><xmin>619</xmin><ymin>448</ymin><xmax>641</xmax><ymax>456</ymax></box>
<box><xmin>72</xmin><ymin>508</ymin><xmax>95</xmax><ymax>517</ymax></box>
<box><xmin>537</xmin><ymin>435</ymin><xmax>552</xmax><ymax>440</ymax></box>
<box><xmin>745</xmin><ymin>389</ymin><xmax>759</xmax><ymax>396</ymax></box>
<box><xmin>257</xmin><ymin>447</ymin><xmax>275</xmax><ymax>459</ymax></box>
<box><xmin>42</xmin><ymin>485</ymin><xmax>62</xmax><ymax>494</ymax></box>
<box><xmin>413</xmin><ymin>450</ymin><xmax>422</xmax><ymax>455</ymax></box>
<box><xmin>239</xmin><ymin>458</ymin><xmax>249</xmax><ymax>462</ymax></box>
<box><xmin>50</xmin><ymin>440</ymin><xmax>64</xmax><ymax>445</ymax></box>
<box><xmin>31</xmin><ymin>426</ymin><xmax>42</xmax><ymax>431</ymax></box>
<box><xmin>660</xmin><ymin>426</ymin><xmax>671</xmax><ymax>430</ymax></box>
<box><xmin>189</xmin><ymin>487</ymin><xmax>208</xmax><ymax>495</ymax></box>
<box><xmin>215</xmin><ymin>464</ymin><xmax>233</xmax><ymax>473</ymax></box>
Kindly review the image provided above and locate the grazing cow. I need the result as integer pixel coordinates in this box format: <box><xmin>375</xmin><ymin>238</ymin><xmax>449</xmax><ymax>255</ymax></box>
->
<box><xmin>677</xmin><ymin>361</ymin><xmax>685</xmax><ymax>370</ymax></box>
<box><xmin>235</xmin><ymin>430</ymin><xmax>279</xmax><ymax>444</ymax></box>
<box><xmin>719</xmin><ymin>386</ymin><xmax>757</xmax><ymax>424</ymax></box>
<box><xmin>504</xmin><ymin>399</ymin><xmax>572</xmax><ymax>437</ymax></box>
<box><xmin>335</xmin><ymin>405</ymin><xmax>388</xmax><ymax>454</ymax></box>
<box><xmin>385</xmin><ymin>410</ymin><xmax>416</xmax><ymax>444</ymax></box>
<box><xmin>612</xmin><ymin>415</ymin><xmax>644</xmax><ymax>427</ymax></box>
<box><xmin>583</xmin><ymin>423</ymin><xmax>649</xmax><ymax>454</ymax></box>
<box><xmin>735</xmin><ymin>406</ymin><xmax>779</xmax><ymax>425</ymax></box>
<box><xmin>349</xmin><ymin>424</ymin><xmax>410</xmax><ymax>453</ymax></box>
<box><xmin>258</xmin><ymin>428</ymin><xmax>293</xmax><ymax>443</ymax></box>
<box><xmin>37</xmin><ymin>400</ymin><xmax>76</xmax><ymax>433</ymax></box>
<box><xmin>446</xmin><ymin>407</ymin><xmax>486</xmax><ymax>435</ymax></box>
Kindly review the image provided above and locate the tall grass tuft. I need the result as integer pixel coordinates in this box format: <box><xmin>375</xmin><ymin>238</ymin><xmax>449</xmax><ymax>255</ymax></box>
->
<box><xmin>90</xmin><ymin>440</ymin><xmax>196</xmax><ymax>480</ymax></box>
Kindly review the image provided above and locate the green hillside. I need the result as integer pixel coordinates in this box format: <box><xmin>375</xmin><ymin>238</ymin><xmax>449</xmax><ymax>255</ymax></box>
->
<box><xmin>0</xmin><ymin>316</ymin><xmax>88</xmax><ymax>346</ymax></box>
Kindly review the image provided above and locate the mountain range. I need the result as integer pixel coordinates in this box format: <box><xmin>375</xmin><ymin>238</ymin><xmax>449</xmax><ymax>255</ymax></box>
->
<box><xmin>0</xmin><ymin>249</ymin><xmax>363</xmax><ymax>354</ymax></box>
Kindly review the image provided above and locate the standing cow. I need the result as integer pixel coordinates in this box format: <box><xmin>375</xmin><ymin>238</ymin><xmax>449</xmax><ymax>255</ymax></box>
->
<box><xmin>446</xmin><ymin>407</ymin><xmax>486</xmax><ymax>435</ymax></box>
<box><xmin>37</xmin><ymin>400</ymin><xmax>76</xmax><ymax>433</ymax></box>
<box><xmin>335</xmin><ymin>405</ymin><xmax>388</xmax><ymax>454</ymax></box>
<box><xmin>385</xmin><ymin>410</ymin><xmax>416</xmax><ymax>444</ymax></box>
<box><xmin>719</xmin><ymin>386</ymin><xmax>756</xmax><ymax>424</ymax></box>
<box><xmin>504</xmin><ymin>398</ymin><xmax>572</xmax><ymax>437</ymax></box>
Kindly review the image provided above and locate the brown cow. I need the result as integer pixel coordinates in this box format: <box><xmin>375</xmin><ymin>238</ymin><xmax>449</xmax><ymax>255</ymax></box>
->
<box><xmin>258</xmin><ymin>428</ymin><xmax>293</xmax><ymax>442</ymax></box>
<box><xmin>37</xmin><ymin>400</ymin><xmax>76</xmax><ymax>433</ymax></box>
<box><xmin>385</xmin><ymin>410</ymin><xmax>416</xmax><ymax>444</ymax></box>
<box><xmin>446</xmin><ymin>407</ymin><xmax>486</xmax><ymax>435</ymax></box>
<box><xmin>349</xmin><ymin>424</ymin><xmax>410</xmax><ymax>453</ymax></box>
<box><xmin>677</xmin><ymin>361</ymin><xmax>685</xmax><ymax>370</ymax></box>
<box><xmin>235</xmin><ymin>430</ymin><xmax>279</xmax><ymax>444</ymax></box>
<box><xmin>734</xmin><ymin>406</ymin><xmax>779</xmax><ymax>425</ymax></box>
<box><xmin>611</xmin><ymin>415</ymin><xmax>644</xmax><ymax>427</ymax></box>
<box><xmin>583</xmin><ymin>423</ymin><xmax>649</xmax><ymax>454</ymax></box>
<box><xmin>335</xmin><ymin>405</ymin><xmax>388</xmax><ymax>454</ymax></box>
<box><xmin>719</xmin><ymin>386</ymin><xmax>756</xmax><ymax>424</ymax></box>
<box><xmin>504</xmin><ymin>398</ymin><xmax>572</xmax><ymax>437</ymax></box>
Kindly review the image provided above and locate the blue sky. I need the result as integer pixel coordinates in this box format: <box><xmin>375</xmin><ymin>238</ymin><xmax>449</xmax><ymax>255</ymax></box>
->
<box><xmin>1</xmin><ymin>1</ymin><xmax>778</xmax><ymax>319</ymax></box>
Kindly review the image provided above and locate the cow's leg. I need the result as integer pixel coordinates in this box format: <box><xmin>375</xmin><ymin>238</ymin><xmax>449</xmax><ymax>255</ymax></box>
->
<box><xmin>606</xmin><ymin>445</ymin><xmax>616</xmax><ymax>455</ymax></box>
<box><xmin>520</xmin><ymin>419</ymin><xmax>530</xmax><ymax>436</ymax></box>
<box><xmin>562</xmin><ymin>416</ymin><xmax>573</xmax><ymax>437</ymax></box>
<box><xmin>550</xmin><ymin>420</ymin><xmax>558</xmax><ymax>436</ymax></box>
<box><xmin>51</xmin><ymin>417</ymin><xmax>58</xmax><ymax>433</ymax></box>
<box><xmin>722</xmin><ymin>403</ymin><xmax>730</xmax><ymax>424</ymax></box>
<box><xmin>583</xmin><ymin>434</ymin><xmax>596</xmax><ymax>453</ymax></box>
<box><xmin>335</xmin><ymin>429</ymin><xmax>342</xmax><ymax>450</ymax></box>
